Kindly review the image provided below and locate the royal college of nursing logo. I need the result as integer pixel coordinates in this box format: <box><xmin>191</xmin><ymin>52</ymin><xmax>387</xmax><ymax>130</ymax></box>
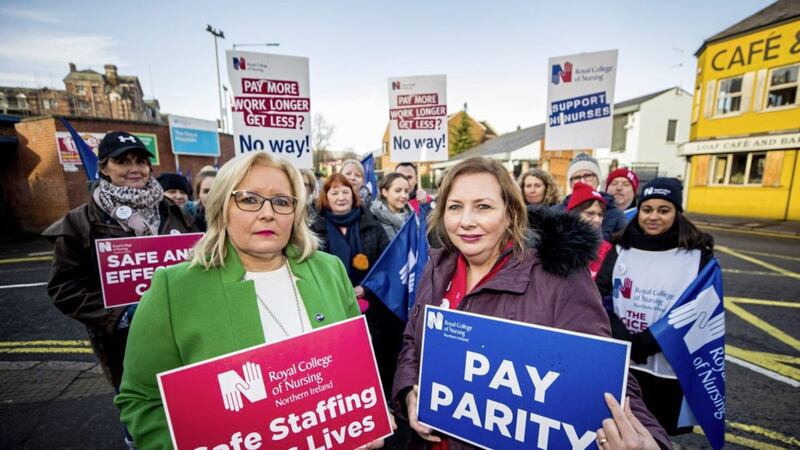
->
<box><xmin>232</xmin><ymin>57</ymin><xmax>246</xmax><ymax>70</ymax></box>
<box><xmin>551</xmin><ymin>61</ymin><xmax>573</xmax><ymax>85</ymax></box>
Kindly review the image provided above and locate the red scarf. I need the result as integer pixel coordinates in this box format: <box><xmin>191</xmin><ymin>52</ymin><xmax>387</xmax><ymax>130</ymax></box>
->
<box><xmin>430</xmin><ymin>242</ymin><xmax>513</xmax><ymax>450</ymax></box>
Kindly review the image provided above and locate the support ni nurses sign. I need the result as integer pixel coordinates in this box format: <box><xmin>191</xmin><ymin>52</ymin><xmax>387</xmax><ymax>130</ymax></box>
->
<box><xmin>158</xmin><ymin>316</ymin><xmax>393</xmax><ymax>450</ymax></box>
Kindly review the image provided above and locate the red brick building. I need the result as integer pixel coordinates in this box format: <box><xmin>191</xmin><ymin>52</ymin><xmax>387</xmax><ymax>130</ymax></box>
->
<box><xmin>1</xmin><ymin>116</ymin><xmax>233</xmax><ymax>233</ymax></box>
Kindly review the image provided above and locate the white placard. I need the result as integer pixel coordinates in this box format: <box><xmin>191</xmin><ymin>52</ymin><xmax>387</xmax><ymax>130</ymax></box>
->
<box><xmin>388</xmin><ymin>75</ymin><xmax>448</xmax><ymax>163</ymax></box>
<box><xmin>545</xmin><ymin>49</ymin><xmax>618</xmax><ymax>150</ymax></box>
<box><xmin>227</xmin><ymin>51</ymin><xmax>312</xmax><ymax>168</ymax></box>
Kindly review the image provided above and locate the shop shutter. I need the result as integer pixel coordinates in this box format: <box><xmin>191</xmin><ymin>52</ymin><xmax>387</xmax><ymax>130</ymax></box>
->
<box><xmin>703</xmin><ymin>80</ymin><xmax>716</xmax><ymax>118</ymax></box>
<box><xmin>740</xmin><ymin>72</ymin><xmax>755</xmax><ymax>113</ymax></box>
<box><xmin>763</xmin><ymin>151</ymin><xmax>784</xmax><ymax>187</ymax></box>
<box><xmin>752</xmin><ymin>69</ymin><xmax>767</xmax><ymax>112</ymax></box>
<box><xmin>693</xmin><ymin>154</ymin><xmax>710</xmax><ymax>186</ymax></box>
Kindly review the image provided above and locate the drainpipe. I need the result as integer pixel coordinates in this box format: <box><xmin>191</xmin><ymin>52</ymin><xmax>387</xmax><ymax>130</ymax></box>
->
<box><xmin>783</xmin><ymin>149</ymin><xmax>798</xmax><ymax>221</ymax></box>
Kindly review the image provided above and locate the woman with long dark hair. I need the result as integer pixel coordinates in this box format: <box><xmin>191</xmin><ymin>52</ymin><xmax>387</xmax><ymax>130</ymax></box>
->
<box><xmin>596</xmin><ymin>177</ymin><xmax>716</xmax><ymax>436</ymax></box>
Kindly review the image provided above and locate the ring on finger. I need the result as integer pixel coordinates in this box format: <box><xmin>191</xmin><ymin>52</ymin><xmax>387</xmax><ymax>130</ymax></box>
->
<box><xmin>598</xmin><ymin>437</ymin><xmax>608</xmax><ymax>445</ymax></box>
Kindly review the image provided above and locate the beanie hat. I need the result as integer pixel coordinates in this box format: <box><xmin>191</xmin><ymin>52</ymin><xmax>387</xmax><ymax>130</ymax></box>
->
<box><xmin>605</xmin><ymin>168</ymin><xmax>639</xmax><ymax>192</ymax></box>
<box><xmin>640</xmin><ymin>178</ymin><xmax>683</xmax><ymax>211</ymax></box>
<box><xmin>156</xmin><ymin>173</ymin><xmax>190</xmax><ymax>195</ymax></box>
<box><xmin>567</xmin><ymin>153</ymin><xmax>601</xmax><ymax>184</ymax></box>
<box><xmin>567</xmin><ymin>182</ymin><xmax>607</xmax><ymax>211</ymax></box>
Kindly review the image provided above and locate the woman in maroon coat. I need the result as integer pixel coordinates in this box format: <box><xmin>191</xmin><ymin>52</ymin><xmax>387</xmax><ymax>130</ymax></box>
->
<box><xmin>392</xmin><ymin>157</ymin><xmax>670</xmax><ymax>450</ymax></box>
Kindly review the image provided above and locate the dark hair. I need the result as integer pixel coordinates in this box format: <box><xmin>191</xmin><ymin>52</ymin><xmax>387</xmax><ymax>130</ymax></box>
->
<box><xmin>677</xmin><ymin>212</ymin><xmax>714</xmax><ymax>251</ymax></box>
<box><xmin>619</xmin><ymin>209</ymin><xmax>713</xmax><ymax>251</ymax></box>
<box><xmin>97</xmin><ymin>150</ymin><xmax>152</xmax><ymax>183</ymax></box>
<box><xmin>378</xmin><ymin>172</ymin><xmax>409</xmax><ymax>194</ymax></box>
<box><xmin>570</xmin><ymin>199</ymin><xmax>606</xmax><ymax>214</ymax></box>
<box><xmin>316</xmin><ymin>173</ymin><xmax>362</xmax><ymax>211</ymax></box>
<box><xmin>518</xmin><ymin>169</ymin><xmax>560</xmax><ymax>206</ymax></box>
<box><xmin>395</xmin><ymin>162</ymin><xmax>418</xmax><ymax>174</ymax></box>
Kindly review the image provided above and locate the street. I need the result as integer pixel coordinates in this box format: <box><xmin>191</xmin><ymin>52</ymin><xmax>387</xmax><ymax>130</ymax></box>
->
<box><xmin>0</xmin><ymin>226</ymin><xmax>798</xmax><ymax>449</ymax></box>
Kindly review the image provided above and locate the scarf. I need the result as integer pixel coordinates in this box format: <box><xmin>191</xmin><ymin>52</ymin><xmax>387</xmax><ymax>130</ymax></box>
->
<box><xmin>370</xmin><ymin>201</ymin><xmax>410</xmax><ymax>235</ymax></box>
<box><xmin>622</xmin><ymin>220</ymin><xmax>679</xmax><ymax>251</ymax></box>
<box><xmin>324</xmin><ymin>208</ymin><xmax>364</xmax><ymax>285</ymax></box>
<box><xmin>93</xmin><ymin>177</ymin><xmax>164</xmax><ymax>236</ymax></box>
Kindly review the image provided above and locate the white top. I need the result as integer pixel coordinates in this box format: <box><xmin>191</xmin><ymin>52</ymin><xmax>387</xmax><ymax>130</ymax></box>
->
<box><xmin>245</xmin><ymin>264</ymin><xmax>312</xmax><ymax>344</ymax></box>
<box><xmin>613</xmin><ymin>246</ymin><xmax>701</xmax><ymax>379</ymax></box>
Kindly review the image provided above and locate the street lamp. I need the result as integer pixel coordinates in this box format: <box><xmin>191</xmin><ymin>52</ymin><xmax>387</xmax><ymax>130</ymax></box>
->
<box><xmin>233</xmin><ymin>43</ymin><xmax>280</xmax><ymax>49</ymax></box>
<box><xmin>205</xmin><ymin>24</ymin><xmax>225</xmax><ymax>132</ymax></box>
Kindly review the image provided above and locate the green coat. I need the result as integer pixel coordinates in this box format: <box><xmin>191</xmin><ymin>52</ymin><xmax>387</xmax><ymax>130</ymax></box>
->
<box><xmin>114</xmin><ymin>243</ymin><xmax>359</xmax><ymax>449</ymax></box>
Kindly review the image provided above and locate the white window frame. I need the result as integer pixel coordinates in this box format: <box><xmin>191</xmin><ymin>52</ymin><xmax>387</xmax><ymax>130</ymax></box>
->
<box><xmin>708</xmin><ymin>152</ymin><xmax>767</xmax><ymax>185</ymax></box>
<box><xmin>764</xmin><ymin>64</ymin><xmax>799</xmax><ymax>111</ymax></box>
<box><xmin>715</xmin><ymin>76</ymin><xmax>744</xmax><ymax>117</ymax></box>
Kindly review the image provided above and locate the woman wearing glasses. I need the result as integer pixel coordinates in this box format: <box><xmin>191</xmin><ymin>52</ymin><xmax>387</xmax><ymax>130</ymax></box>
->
<box><xmin>115</xmin><ymin>152</ymin><xmax>389</xmax><ymax>448</ymax></box>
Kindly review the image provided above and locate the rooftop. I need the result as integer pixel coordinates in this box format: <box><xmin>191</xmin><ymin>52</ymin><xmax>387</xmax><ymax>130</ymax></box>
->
<box><xmin>695</xmin><ymin>0</ymin><xmax>800</xmax><ymax>55</ymax></box>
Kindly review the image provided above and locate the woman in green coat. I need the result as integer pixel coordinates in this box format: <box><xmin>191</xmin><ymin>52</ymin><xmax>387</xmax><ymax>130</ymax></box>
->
<box><xmin>115</xmin><ymin>151</ymin><xmax>387</xmax><ymax>449</ymax></box>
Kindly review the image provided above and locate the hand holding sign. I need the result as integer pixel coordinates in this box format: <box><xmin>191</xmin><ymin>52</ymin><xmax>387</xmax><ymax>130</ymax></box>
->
<box><xmin>597</xmin><ymin>394</ymin><xmax>660</xmax><ymax>450</ymax></box>
<box><xmin>406</xmin><ymin>385</ymin><xmax>441</xmax><ymax>443</ymax></box>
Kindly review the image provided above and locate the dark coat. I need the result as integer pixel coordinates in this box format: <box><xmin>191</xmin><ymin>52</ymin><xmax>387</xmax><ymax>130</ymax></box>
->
<box><xmin>42</xmin><ymin>197</ymin><xmax>196</xmax><ymax>388</ymax></box>
<box><xmin>310</xmin><ymin>205</ymin><xmax>390</xmax><ymax>286</ymax></box>
<box><xmin>552</xmin><ymin>191</ymin><xmax>627</xmax><ymax>240</ymax></box>
<box><xmin>392</xmin><ymin>209</ymin><xmax>671</xmax><ymax>450</ymax></box>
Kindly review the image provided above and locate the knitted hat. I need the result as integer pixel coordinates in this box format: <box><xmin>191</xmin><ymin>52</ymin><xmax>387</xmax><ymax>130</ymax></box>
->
<box><xmin>640</xmin><ymin>178</ymin><xmax>683</xmax><ymax>211</ymax></box>
<box><xmin>567</xmin><ymin>182</ymin><xmax>607</xmax><ymax>211</ymax></box>
<box><xmin>156</xmin><ymin>173</ymin><xmax>190</xmax><ymax>195</ymax></box>
<box><xmin>567</xmin><ymin>153</ymin><xmax>601</xmax><ymax>184</ymax></box>
<box><xmin>605</xmin><ymin>168</ymin><xmax>639</xmax><ymax>192</ymax></box>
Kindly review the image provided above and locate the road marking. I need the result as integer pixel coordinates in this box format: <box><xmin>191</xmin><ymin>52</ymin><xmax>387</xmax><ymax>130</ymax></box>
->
<box><xmin>726</xmin><ymin>348</ymin><xmax>800</xmax><ymax>386</ymax></box>
<box><xmin>729</xmin><ymin>297</ymin><xmax>800</xmax><ymax>308</ymax></box>
<box><xmin>717</xmin><ymin>246</ymin><xmax>800</xmax><ymax>280</ymax></box>
<box><xmin>0</xmin><ymin>340</ymin><xmax>90</xmax><ymax>347</ymax></box>
<box><xmin>0</xmin><ymin>282</ymin><xmax>47</xmax><ymax>290</ymax></box>
<box><xmin>726</xmin><ymin>299</ymin><xmax>800</xmax><ymax>351</ymax></box>
<box><xmin>737</xmin><ymin>250</ymin><xmax>800</xmax><ymax>263</ymax></box>
<box><xmin>722</xmin><ymin>268</ymin><xmax>785</xmax><ymax>277</ymax></box>
<box><xmin>0</xmin><ymin>255</ymin><xmax>52</xmax><ymax>265</ymax></box>
<box><xmin>27</xmin><ymin>251</ymin><xmax>53</xmax><ymax>257</ymax></box>
<box><xmin>694</xmin><ymin>427</ymin><xmax>785</xmax><ymax>450</ymax></box>
<box><xmin>0</xmin><ymin>340</ymin><xmax>92</xmax><ymax>355</ymax></box>
<box><xmin>728</xmin><ymin>421</ymin><xmax>800</xmax><ymax>447</ymax></box>
<box><xmin>698</xmin><ymin>224</ymin><xmax>800</xmax><ymax>240</ymax></box>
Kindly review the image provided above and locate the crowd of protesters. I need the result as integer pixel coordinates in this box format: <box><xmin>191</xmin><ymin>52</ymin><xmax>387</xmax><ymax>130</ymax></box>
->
<box><xmin>43</xmin><ymin>133</ymin><xmax>716</xmax><ymax>449</ymax></box>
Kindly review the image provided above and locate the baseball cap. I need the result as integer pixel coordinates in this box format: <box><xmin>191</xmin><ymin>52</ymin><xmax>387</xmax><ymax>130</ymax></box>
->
<box><xmin>98</xmin><ymin>131</ymin><xmax>154</xmax><ymax>160</ymax></box>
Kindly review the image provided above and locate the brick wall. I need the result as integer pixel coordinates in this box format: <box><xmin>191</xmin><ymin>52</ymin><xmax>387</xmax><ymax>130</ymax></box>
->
<box><xmin>3</xmin><ymin>116</ymin><xmax>234</xmax><ymax>232</ymax></box>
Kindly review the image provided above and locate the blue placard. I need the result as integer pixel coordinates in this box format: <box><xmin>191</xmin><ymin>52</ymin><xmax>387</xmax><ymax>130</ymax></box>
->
<box><xmin>418</xmin><ymin>307</ymin><xmax>630</xmax><ymax>450</ymax></box>
<box><xmin>170</xmin><ymin>127</ymin><xmax>221</xmax><ymax>156</ymax></box>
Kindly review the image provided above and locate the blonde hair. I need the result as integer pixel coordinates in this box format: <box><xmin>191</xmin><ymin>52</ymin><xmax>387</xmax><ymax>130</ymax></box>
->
<box><xmin>190</xmin><ymin>152</ymin><xmax>318</xmax><ymax>269</ymax></box>
<box><xmin>428</xmin><ymin>157</ymin><xmax>529</xmax><ymax>257</ymax></box>
<box><xmin>340</xmin><ymin>159</ymin><xmax>365</xmax><ymax>177</ymax></box>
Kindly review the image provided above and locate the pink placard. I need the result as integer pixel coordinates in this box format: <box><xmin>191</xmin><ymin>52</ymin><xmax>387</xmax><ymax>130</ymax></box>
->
<box><xmin>158</xmin><ymin>316</ymin><xmax>393</xmax><ymax>450</ymax></box>
<box><xmin>95</xmin><ymin>233</ymin><xmax>203</xmax><ymax>308</ymax></box>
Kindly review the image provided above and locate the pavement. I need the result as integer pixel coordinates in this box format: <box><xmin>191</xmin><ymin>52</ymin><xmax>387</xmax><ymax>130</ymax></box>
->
<box><xmin>687</xmin><ymin>212</ymin><xmax>800</xmax><ymax>238</ymax></box>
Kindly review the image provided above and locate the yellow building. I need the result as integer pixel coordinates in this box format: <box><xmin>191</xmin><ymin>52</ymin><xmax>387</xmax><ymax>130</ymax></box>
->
<box><xmin>681</xmin><ymin>0</ymin><xmax>800</xmax><ymax>220</ymax></box>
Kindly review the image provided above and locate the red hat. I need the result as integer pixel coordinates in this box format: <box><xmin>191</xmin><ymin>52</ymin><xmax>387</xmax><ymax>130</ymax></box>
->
<box><xmin>606</xmin><ymin>168</ymin><xmax>639</xmax><ymax>192</ymax></box>
<box><xmin>567</xmin><ymin>182</ymin><xmax>607</xmax><ymax>211</ymax></box>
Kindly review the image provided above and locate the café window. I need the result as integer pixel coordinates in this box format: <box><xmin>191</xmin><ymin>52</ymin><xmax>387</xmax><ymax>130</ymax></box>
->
<box><xmin>766</xmin><ymin>64</ymin><xmax>798</xmax><ymax>109</ymax></box>
<box><xmin>709</xmin><ymin>152</ymin><xmax>767</xmax><ymax>185</ymax></box>
<box><xmin>715</xmin><ymin>76</ymin><xmax>743</xmax><ymax>116</ymax></box>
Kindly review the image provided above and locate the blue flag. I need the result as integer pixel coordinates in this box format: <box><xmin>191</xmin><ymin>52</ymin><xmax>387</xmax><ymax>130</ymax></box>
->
<box><xmin>361</xmin><ymin>154</ymin><xmax>379</xmax><ymax>199</ymax></box>
<box><xmin>649</xmin><ymin>258</ymin><xmax>725</xmax><ymax>450</ymax></box>
<box><xmin>58</xmin><ymin>117</ymin><xmax>98</xmax><ymax>181</ymax></box>
<box><xmin>361</xmin><ymin>208</ymin><xmax>429</xmax><ymax>321</ymax></box>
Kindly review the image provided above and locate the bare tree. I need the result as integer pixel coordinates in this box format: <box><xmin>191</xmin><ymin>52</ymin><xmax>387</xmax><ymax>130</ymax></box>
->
<box><xmin>312</xmin><ymin>114</ymin><xmax>335</xmax><ymax>171</ymax></box>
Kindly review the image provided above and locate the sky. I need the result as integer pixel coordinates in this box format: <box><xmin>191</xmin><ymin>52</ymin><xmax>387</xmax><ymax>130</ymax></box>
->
<box><xmin>0</xmin><ymin>0</ymin><xmax>776</xmax><ymax>154</ymax></box>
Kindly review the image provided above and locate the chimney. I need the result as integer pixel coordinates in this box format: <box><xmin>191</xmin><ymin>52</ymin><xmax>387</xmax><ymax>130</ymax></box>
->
<box><xmin>68</xmin><ymin>62</ymin><xmax>76</xmax><ymax>72</ymax></box>
<box><xmin>104</xmin><ymin>64</ymin><xmax>118</xmax><ymax>83</ymax></box>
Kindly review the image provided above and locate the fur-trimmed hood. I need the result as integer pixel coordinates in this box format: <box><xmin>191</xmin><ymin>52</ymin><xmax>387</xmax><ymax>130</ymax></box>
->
<box><xmin>526</xmin><ymin>204</ymin><xmax>600</xmax><ymax>277</ymax></box>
